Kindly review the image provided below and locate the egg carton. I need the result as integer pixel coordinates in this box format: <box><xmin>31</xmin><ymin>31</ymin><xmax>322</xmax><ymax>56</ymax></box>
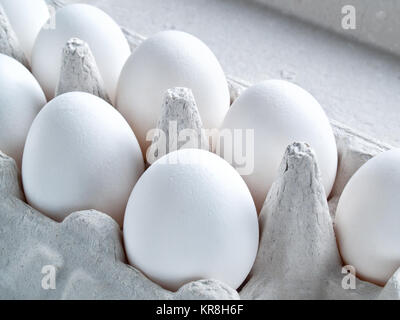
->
<box><xmin>1</xmin><ymin>0</ymin><xmax>400</xmax><ymax>300</ymax></box>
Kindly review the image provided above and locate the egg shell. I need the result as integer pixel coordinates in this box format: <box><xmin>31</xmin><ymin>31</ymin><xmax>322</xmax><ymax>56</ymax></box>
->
<box><xmin>123</xmin><ymin>148</ymin><xmax>259</xmax><ymax>291</ymax></box>
<box><xmin>0</xmin><ymin>0</ymin><xmax>49</xmax><ymax>64</ymax></box>
<box><xmin>31</xmin><ymin>4</ymin><xmax>130</xmax><ymax>103</ymax></box>
<box><xmin>218</xmin><ymin>80</ymin><xmax>338</xmax><ymax>212</ymax></box>
<box><xmin>0</xmin><ymin>54</ymin><xmax>46</xmax><ymax>167</ymax></box>
<box><xmin>22</xmin><ymin>92</ymin><xmax>144</xmax><ymax>227</ymax></box>
<box><xmin>335</xmin><ymin>148</ymin><xmax>400</xmax><ymax>286</ymax></box>
<box><xmin>116</xmin><ymin>30</ymin><xmax>230</xmax><ymax>155</ymax></box>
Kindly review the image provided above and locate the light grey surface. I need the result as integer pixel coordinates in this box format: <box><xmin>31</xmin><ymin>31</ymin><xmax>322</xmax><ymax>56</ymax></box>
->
<box><xmin>1</xmin><ymin>0</ymin><xmax>399</xmax><ymax>299</ymax></box>
<box><xmin>62</xmin><ymin>0</ymin><xmax>400</xmax><ymax>148</ymax></box>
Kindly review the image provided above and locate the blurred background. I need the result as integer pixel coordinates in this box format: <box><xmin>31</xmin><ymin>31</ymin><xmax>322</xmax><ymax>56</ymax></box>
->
<box><xmin>63</xmin><ymin>0</ymin><xmax>400</xmax><ymax>146</ymax></box>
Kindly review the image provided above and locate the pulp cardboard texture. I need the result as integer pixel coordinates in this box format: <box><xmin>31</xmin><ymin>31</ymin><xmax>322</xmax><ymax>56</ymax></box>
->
<box><xmin>0</xmin><ymin>4</ymin><xmax>29</xmax><ymax>68</ymax></box>
<box><xmin>55</xmin><ymin>38</ymin><xmax>112</xmax><ymax>104</ymax></box>
<box><xmin>0</xmin><ymin>0</ymin><xmax>399</xmax><ymax>300</ymax></box>
<box><xmin>151</xmin><ymin>87</ymin><xmax>209</xmax><ymax>157</ymax></box>
<box><xmin>240</xmin><ymin>142</ymin><xmax>395</xmax><ymax>300</ymax></box>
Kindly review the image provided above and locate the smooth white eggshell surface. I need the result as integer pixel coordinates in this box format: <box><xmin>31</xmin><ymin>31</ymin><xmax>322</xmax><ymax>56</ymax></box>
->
<box><xmin>0</xmin><ymin>0</ymin><xmax>49</xmax><ymax>64</ymax></box>
<box><xmin>22</xmin><ymin>92</ymin><xmax>144</xmax><ymax>227</ymax></box>
<box><xmin>0</xmin><ymin>54</ymin><xmax>46</xmax><ymax>167</ymax></box>
<box><xmin>31</xmin><ymin>4</ymin><xmax>130</xmax><ymax>103</ymax></box>
<box><xmin>335</xmin><ymin>148</ymin><xmax>400</xmax><ymax>286</ymax></box>
<box><xmin>116</xmin><ymin>30</ymin><xmax>230</xmax><ymax>154</ymax></box>
<box><xmin>218</xmin><ymin>80</ymin><xmax>337</xmax><ymax>212</ymax></box>
<box><xmin>123</xmin><ymin>149</ymin><xmax>259</xmax><ymax>291</ymax></box>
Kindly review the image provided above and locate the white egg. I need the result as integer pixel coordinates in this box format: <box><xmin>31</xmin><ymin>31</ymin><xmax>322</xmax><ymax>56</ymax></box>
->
<box><xmin>335</xmin><ymin>149</ymin><xmax>400</xmax><ymax>285</ymax></box>
<box><xmin>123</xmin><ymin>149</ymin><xmax>259</xmax><ymax>291</ymax></box>
<box><xmin>218</xmin><ymin>80</ymin><xmax>338</xmax><ymax>212</ymax></box>
<box><xmin>31</xmin><ymin>4</ymin><xmax>130</xmax><ymax>103</ymax></box>
<box><xmin>0</xmin><ymin>54</ymin><xmax>46</xmax><ymax>167</ymax></box>
<box><xmin>0</xmin><ymin>0</ymin><xmax>49</xmax><ymax>64</ymax></box>
<box><xmin>116</xmin><ymin>30</ymin><xmax>230</xmax><ymax>154</ymax></box>
<box><xmin>22</xmin><ymin>92</ymin><xmax>144</xmax><ymax>227</ymax></box>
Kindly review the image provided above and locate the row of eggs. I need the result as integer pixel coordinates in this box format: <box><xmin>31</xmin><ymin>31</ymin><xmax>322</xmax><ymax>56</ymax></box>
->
<box><xmin>0</xmin><ymin>1</ymin><xmax>398</xmax><ymax>291</ymax></box>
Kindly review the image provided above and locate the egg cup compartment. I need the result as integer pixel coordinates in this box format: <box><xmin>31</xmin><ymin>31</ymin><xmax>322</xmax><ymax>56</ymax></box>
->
<box><xmin>0</xmin><ymin>0</ymin><xmax>399</xmax><ymax>300</ymax></box>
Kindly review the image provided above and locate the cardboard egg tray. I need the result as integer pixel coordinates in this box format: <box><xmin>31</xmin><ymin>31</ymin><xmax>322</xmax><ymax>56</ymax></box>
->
<box><xmin>0</xmin><ymin>0</ymin><xmax>399</xmax><ymax>300</ymax></box>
